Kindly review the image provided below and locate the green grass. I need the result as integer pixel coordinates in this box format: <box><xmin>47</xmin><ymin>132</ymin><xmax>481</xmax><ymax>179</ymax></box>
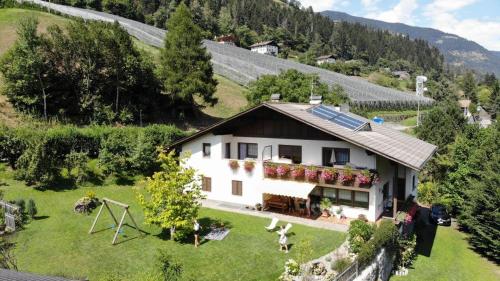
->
<box><xmin>391</xmin><ymin>226</ymin><xmax>499</xmax><ymax>281</ymax></box>
<box><xmin>399</xmin><ymin>116</ymin><xmax>417</xmax><ymax>127</ymax></box>
<box><xmin>0</xmin><ymin>165</ymin><xmax>344</xmax><ymax>281</ymax></box>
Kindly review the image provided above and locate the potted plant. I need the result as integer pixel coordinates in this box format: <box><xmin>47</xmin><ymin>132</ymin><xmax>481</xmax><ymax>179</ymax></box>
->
<box><xmin>320</xmin><ymin>198</ymin><xmax>333</xmax><ymax>217</ymax></box>
<box><xmin>338</xmin><ymin>167</ymin><xmax>355</xmax><ymax>185</ymax></box>
<box><xmin>356</xmin><ymin>170</ymin><xmax>372</xmax><ymax>187</ymax></box>
<box><xmin>290</xmin><ymin>165</ymin><xmax>305</xmax><ymax>179</ymax></box>
<box><xmin>320</xmin><ymin>168</ymin><xmax>337</xmax><ymax>184</ymax></box>
<box><xmin>276</xmin><ymin>164</ymin><xmax>290</xmax><ymax>177</ymax></box>
<box><xmin>305</xmin><ymin>167</ymin><xmax>318</xmax><ymax>182</ymax></box>
<box><xmin>264</xmin><ymin>164</ymin><xmax>277</xmax><ymax>177</ymax></box>
<box><xmin>244</xmin><ymin>160</ymin><xmax>255</xmax><ymax>172</ymax></box>
<box><xmin>229</xmin><ymin>160</ymin><xmax>239</xmax><ymax>170</ymax></box>
<box><xmin>255</xmin><ymin>203</ymin><xmax>262</xmax><ymax>211</ymax></box>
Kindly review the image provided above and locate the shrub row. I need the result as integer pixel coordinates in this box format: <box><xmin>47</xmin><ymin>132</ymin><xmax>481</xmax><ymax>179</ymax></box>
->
<box><xmin>0</xmin><ymin>124</ymin><xmax>187</xmax><ymax>187</ymax></box>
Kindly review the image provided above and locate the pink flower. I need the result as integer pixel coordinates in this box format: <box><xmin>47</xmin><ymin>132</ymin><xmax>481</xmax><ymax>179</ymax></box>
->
<box><xmin>305</xmin><ymin>168</ymin><xmax>318</xmax><ymax>181</ymax></box>
<box><xmin>338</xmin><ymin>171</ymin><xmax>354</xmax><ymax>184</ymax></box>
<box><xmin>276</xmin><ymin>165</ymin><xmax>290</xmax><ymax>177</ymax></box>
<box><xmin>290</xmin><ymin>166</ymin><xmax>305</xmax><ymax>178</ymax></box>
<box><xmin>264</xmin><ymin>165</ymin><xmax>277</xmax><ymax>177</ymax></box>
<box><xmin>320</xmin><ymin>169</ymin><xmax>336</xmax><ymax>182</ymax></box>
<box><xmin>356</xmin><ymin>174</ymin><xmax>371</xmax><ymax>185</ymax></box>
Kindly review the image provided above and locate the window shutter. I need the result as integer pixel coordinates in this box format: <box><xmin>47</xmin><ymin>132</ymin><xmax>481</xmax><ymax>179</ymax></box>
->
<box><xmin>202</xmin><ymin>177</ymin><xmax>211</xmax><ymax>192</ymax></box>
<box><xmin>232</xmin><ymin>180</ymin><xmax>242</xmax><ymax>196</ymax></box>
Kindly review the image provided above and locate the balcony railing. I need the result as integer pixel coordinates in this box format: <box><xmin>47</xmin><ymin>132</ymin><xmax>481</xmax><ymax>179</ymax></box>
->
<box><xmin>262</xmin><ymin>161</ymin><xmax>379</xmax><ymax>188</ymax></box>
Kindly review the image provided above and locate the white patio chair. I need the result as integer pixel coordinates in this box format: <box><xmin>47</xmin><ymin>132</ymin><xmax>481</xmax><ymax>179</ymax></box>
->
<box><xmin>284</xmin><ymin>223</ymin><xmax>292</xmax><ymax>234</ymax></box>
<box><xmin>265</xmin><ymin>217</ymin><xmax>279</xmax><ymax>231</ymax></box>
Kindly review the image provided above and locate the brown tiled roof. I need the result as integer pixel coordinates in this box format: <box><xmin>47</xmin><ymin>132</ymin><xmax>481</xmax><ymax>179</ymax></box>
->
<box><xmin>249</xmin><ymin>41</ymin><xmax>277</xmax><ymax>48</ymax></box>
<box><xmin>171</xmin><ymin>103</ymin><xmax>437</xmax><ymax>171</ymax></box>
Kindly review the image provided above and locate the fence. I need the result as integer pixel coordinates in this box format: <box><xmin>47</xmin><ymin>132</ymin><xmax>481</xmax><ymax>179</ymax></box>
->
<box><xmin>333</xmin><ymin>260</ymin><xmax>359</xmax><ymax>281</ymax></box>
<box><xmin>0</xmin><ymin>200</ymin><xmax>19</xmax><ymax>231</ymax></box>
<box><xmin>25</xmin><ymin>0</ymin><xmax>435</xmax><ymax>107</ymax></box>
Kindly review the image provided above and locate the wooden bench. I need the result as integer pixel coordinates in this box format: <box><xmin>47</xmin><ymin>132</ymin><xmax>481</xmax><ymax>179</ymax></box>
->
<box><xmin>266</xmin><ymin>201</ymin><xmax>288</xmax><ymax>213</ymax></box>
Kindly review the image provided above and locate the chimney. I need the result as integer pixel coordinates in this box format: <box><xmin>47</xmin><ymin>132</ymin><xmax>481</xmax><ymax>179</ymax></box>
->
<box><xmin>340</xmin><ymin>103</ymin><xmax>350</xmax><ymax>113</ymax></box>
<box><xmin>309</xmin><ymin>95</ymin><xmax>322</xmax><ymax>105</ymax></box>
<box><xmin>270</xmin><ymin>94</ymin><xmax>281</xmax><ymax>102</ymax></box>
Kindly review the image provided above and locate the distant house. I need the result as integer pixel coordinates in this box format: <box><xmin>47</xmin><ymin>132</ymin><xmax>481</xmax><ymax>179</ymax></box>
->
<box><xmin>250</xmin><ymin>41</ymin><xmax>278</xmax><ymax>56</ymax></box>
<box><xmin>316</xmin><ymin>54</ymin><xmax>337</xmax><ymax>65</ymax></box>
<box><xmin>458</xmin><ymin>99</ymin><xmax>472</xmax><ymax>117</ymax></box>
<box><xmin>475</xmin><ymin>106</ymin><xmax>492</xmax><ymax>128</ymax></box>
<box><xmin>391</xmin><ymin>71</ymin><xmax>410</xmax><ymax>80</ymax></box>
<box><xmin>216</xmin><ymin>35</ymin><xmax>236</xmax><ymax>46</ymax></box>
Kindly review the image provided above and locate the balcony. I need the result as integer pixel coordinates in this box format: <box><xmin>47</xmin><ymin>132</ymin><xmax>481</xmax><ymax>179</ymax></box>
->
<box><xmin>262</xmin><ymin>161</ymin><xmax>379</xmax><ymax>190</ymax></box>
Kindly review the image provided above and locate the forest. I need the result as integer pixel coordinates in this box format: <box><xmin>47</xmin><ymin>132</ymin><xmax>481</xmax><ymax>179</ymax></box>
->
<box><xmin>44</xmin><ymin>0</ymin><xmax>444</xmax><ymax>74</ymax></box>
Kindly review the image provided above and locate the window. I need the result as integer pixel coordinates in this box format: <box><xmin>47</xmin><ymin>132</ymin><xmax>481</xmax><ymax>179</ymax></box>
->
<box><xmin>278</xmin><ymin>145</ymin><xmax>302</xmax><ymax>164</ymax></box>
<box><xmin>354</xmin><ymin>191</ymin><xmax>369</xmax><ymax>208</ymax></box>
<box><xmin>338</xmin><ymin>189</ymin><xmax>352</xmax><ymax>205</ymax></box>
<box><xmin>321</xmin><ymin>187</ymin><xmax>369</xmax><ymax>209</ymax></box>
<box><xmin>232</xmin><ymin>180</ymin><xmax>242</xmax><ymax>196</ymax></box>
<box><xmin>323</xmin><ymin>188</ymin><xmax>337</xmax><ymax>202</ymax></box>
<box><xmin>412</xmin><ymin>175</ymin><xmax>416</xmax><ymax>191</ymax></box>
<box><xmin>202</xmin><ymin>143</ymin><xmax>211</xmax><ymax>157</ymax></box>
<box><xmin>238</xmin><ymin>143</ymin><xmax>258</xmax><ymax>159</ymax></box>
<box><xmin>334</xmin><ymin>148</ymin><xmax>350</xmax><ymax>165</ymax></box>
<box><xmin>322</xmin><ymin>148</ymin><xmax>350</xmax><ymax>166</ymax></box>
<box><xmin>225</xmin><ymin>143</ymin><xmax>231</xmax><ymax>159</ymax></box>
<box><xmin>202</xmin><ymin>177</ymin><xmax>211</xmax><ymax>192</ymax></box>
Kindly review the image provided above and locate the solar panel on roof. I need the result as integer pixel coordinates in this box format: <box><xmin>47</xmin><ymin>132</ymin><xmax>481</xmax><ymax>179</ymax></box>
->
<box><xmin>308</xmin><ymin>105</ymin><xmax>368</xmax><ymax>131</ymax></box>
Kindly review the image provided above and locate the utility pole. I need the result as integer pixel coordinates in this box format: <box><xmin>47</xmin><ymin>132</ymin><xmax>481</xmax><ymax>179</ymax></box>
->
<box><xmin>416</xmin><ymin>76</ymin><xmax>428</xmax><ymax>127</ymax></box>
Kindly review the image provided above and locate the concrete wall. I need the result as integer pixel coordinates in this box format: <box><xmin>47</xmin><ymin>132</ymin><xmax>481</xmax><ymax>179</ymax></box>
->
<box><xmin>354</xmin><ymin>248</ymin><xmax>394</xmax><ymax>281</ymax></box>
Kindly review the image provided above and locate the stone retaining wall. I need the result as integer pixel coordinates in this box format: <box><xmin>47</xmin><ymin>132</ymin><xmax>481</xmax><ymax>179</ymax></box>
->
<box><xmin>353</xmin><ymin>248</ymin><xmax>394</xmax><ymax>281</ymax></box>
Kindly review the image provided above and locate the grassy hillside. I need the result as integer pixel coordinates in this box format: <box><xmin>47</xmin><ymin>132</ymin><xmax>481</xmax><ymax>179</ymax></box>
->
<box><xmin>0</xmin><ymin>8</ymin><xmax>247</xmax><ymax>125</ymax></box>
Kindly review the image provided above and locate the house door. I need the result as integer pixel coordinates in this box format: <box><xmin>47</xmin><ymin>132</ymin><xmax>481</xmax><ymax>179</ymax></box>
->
<box><xmin>397</xmin><ymin>178</ymin><xmax>406</xmax><ymax>201</ymax></box>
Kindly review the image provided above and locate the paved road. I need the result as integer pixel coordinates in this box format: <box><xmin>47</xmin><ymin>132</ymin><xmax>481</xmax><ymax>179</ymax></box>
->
<box><xmin>25</xmin><ymin>0</ymin><xmax>434</xmax><ymax>105</ymax></box>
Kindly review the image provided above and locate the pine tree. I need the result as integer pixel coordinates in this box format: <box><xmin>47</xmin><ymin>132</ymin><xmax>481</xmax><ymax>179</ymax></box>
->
<box><xmin>159</xmin><ymin>2</ymin><xmax>217</xmax><ymax>114</ymax></box>
<box><xmin>218</xmin><ymin>6</ymin><xmax>233</xmax><ymax>35</ymax></box>
<box><xmin>462</xmin><ymin>72</ymin><xmax>477</xmax><ymax>103</ymax></box>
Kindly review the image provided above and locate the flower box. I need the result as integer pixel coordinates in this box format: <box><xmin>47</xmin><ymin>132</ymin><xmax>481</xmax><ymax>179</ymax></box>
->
<box><xmin>305</xmin><ymin>167</ymin><xmax>318</xmax><ymax>182</ymax></box>
<box><xmin>244</xmin><ymin>161</ymin><xmax>255</xmax><ymax>172</ymax></box>
<box><xmin>290</xmin><ymin>165</ymin><xmax>305</xmax><ymax>179</ymax></box>
<box><xmin>320</xmin><ymin>168</ymin><xmax>337</xmax><ymax>183</ymax></box>
<box><xmin>228</xmin><ymin>160</ymin><xmax>239</xmax><ymax>170</ymax></box>
<box><xmin>276</xmin><ymin>164</ymin><xmax>290</xmax><ymax>177</ymax></box>
<box><xmin>356</xmin><ymin>170</ymin><xmax>372</xmax><ymax>187</ymax></box>
<box><xmin>264</xmin><ymin>164</ymin><xmax>277</xmax><ymax>177</ymax></box>
<box><xmin>338</xmin><ymin>168</ymin><xmax>355</xmax><ymax>185</ymax></box>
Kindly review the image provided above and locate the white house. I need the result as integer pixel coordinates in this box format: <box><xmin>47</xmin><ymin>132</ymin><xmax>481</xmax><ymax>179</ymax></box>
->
<box><xmin>171</xmin><ymin>102</ymin><xmax>437</xmax><ymax>222</ymax></box>
<box><xmin>316</xmin><ymin>55</ymin><xmax>337</xmax><ymax>65</ymax></box>
<box><xmin>250</xmin><ymin>41</ymin><xmax>278</xmax><ymax>56</ymax></box>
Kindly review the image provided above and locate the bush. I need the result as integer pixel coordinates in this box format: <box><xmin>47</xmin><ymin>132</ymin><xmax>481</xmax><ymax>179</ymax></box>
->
<box><xmin>357</xmin><ymin>219</ymin><xmax>399</xmax><ymax>267</ymax></box>
<box><xmin>417</xmin><ymin>181</ymin><xmax>439</xmax><ymax>205</ymax></box>
<box><xmin>331</xmin><ymin>257</ymin><xmax>351</xmax><ymax>273</ymax></box>
<box><xmin>348</xmin><ymin>219</ymin><xmax>374</xmax><ymax>253</ymax></box>
<box><xmin>156</xmin><ymin>249</ymin><xmax>183</xmax><ymax>281</ymax></box>
<box><xmin>65</xmin><ymin>151</ymin><xmax>90</xmax><ymax>184</ymax></box>
<box><xmin>27</xmin><ymin>199</ymin><xmax>37</xmax><ymax>219</ymax></box>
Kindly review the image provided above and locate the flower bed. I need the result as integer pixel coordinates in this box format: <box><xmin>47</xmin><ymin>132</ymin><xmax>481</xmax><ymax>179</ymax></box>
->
<box><xmin>290</xmin><ymin>165</ymin><xmax>305</xmax><ymax>179</ymax></box>
<box><xmin>305</xmin><ymin>167</ymin><xmax>318</xmax><ymax>182</ymax></box>
<box><xmin>264</xmin><ymin>164</ymin><xmax>277</xmax><ymax>177</ymax></box>
<box><xmin>320</xmin><ymin>168</ymin><xmax>337</xmax><ymax>183</ymax></box>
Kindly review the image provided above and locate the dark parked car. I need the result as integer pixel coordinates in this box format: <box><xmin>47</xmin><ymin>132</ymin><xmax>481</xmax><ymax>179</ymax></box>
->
<box><xmin>429</xmin><ymin>204</ymin><xmax>451</xmax><ymax>226</ymax></box>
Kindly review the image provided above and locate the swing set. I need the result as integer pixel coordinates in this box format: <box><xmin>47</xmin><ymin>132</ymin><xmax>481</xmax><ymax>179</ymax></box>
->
<box><xmin>89</xmin><ymin>198</ymin><xmax>142</xmax><ymax>245</ymax></box>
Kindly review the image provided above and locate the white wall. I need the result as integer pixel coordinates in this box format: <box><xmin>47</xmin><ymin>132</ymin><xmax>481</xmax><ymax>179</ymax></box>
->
<box><xmin>251</xmin><ymin>45</ymin><xmax>278</xmax><ymax>56</ymax></box>
<box><xmin>181</xmin><ymin>133</ymin><xmax>395</xmax><ymax>220</ymax></box>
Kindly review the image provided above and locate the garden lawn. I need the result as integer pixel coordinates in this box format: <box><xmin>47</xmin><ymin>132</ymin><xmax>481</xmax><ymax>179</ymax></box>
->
<box><xmin>391</xmin><ymin>226</ymin><xmax>499</xmax><ymax>281</ymax></box>
<box><xmin>0</xmin><ymin>167</ymin><xmax>345</xmax><ymax>281</ymax></box>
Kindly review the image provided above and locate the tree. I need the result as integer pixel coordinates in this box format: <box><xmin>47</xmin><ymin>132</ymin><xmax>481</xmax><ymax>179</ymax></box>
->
<box><xmin>158</xmin><ymin>2</ymin><xmax>217</xmax><ymax>114</ymax></box>
<box><xmin>217</xmin><ymin>6</ymin><xmax>233</xmax><ymax>35</ymax></box>
<box><xmin>416</xmin><ymin>100</ymin><xmax>466</xmax><ymax>153</ymax></box>
<box><xmin>137</xmin><ymin>151</ymin><xmax>205</xmax><ymax>240</ymax></box>
<box><xmin>462</xmin><ymin>72</ymin><xmax>477</xmax><ymax>103</ymax></box>
<box><xmin>489</xmin><ymin>79</ymin><xmax>499</xmax><ymax>119</ymax></box>
<box><xmin>0</xmin><ymin>17</ymin><xmax>49</xmax><ymax>119</ymax></box>
<box><xmin>247</xmin><ymin>69</ymin><xmax>347</xmax><ymax>106</ymax></box>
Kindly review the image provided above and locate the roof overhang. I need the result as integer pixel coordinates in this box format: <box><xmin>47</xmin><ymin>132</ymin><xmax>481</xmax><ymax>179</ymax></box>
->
<box><xmin>170</xmin><ymin>103</ymin><xmax>436</xmax><ymax>171</ymax></box>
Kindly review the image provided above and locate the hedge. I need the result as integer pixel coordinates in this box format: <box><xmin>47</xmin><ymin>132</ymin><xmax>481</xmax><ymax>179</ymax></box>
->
<box><xmin>1</xmin><ymin>124</ymin><xmax>186</xmax><ymax>187</ymax></box>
